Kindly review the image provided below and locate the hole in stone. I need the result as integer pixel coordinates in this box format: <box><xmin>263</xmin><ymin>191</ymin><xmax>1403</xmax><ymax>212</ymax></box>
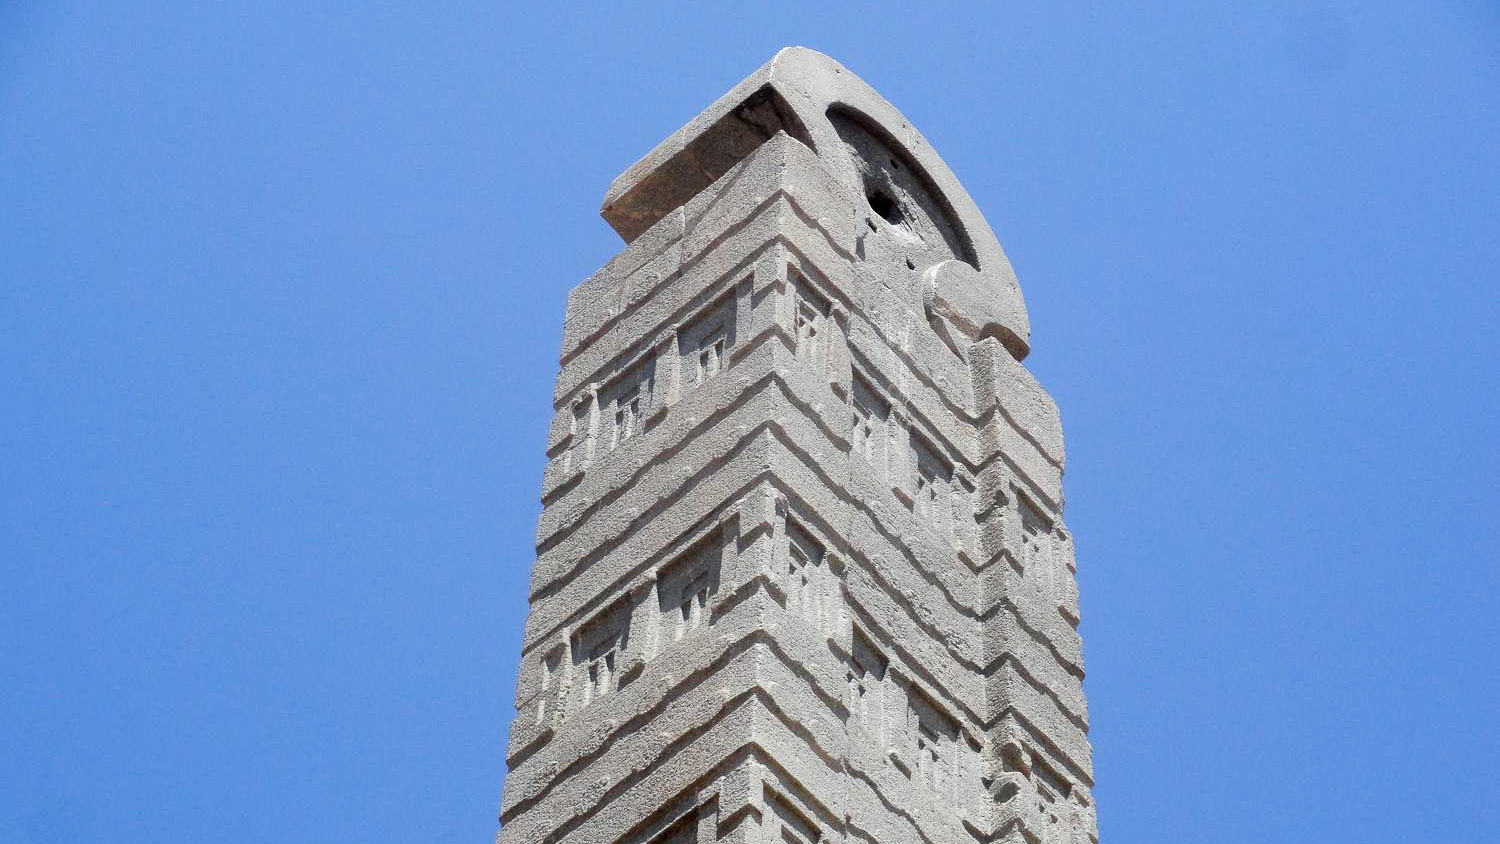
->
<box><xmin>867</xmin><ymin>189</ymin><xmax>902</xmax><ymax>226</ymax></box>
<box><xmin>905</xmin><ymin>257</ymin><xmax>916</xmax><ymax>270</ymax></box>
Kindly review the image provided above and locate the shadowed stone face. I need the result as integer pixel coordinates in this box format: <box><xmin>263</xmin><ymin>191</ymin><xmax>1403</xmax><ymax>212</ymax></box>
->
<box><xmin>498</xmin><ymin>47</ymin><xmax>1096</xmax><ymax>844</ymax></box>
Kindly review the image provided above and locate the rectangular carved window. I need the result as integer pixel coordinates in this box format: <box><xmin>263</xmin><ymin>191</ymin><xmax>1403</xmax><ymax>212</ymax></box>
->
<box><xmin>614</xmin><ymin>385</ymin><xmax>641</xmax><ymax>447</ymax></box>
<box><xmin>792</xmin><ymin>275</ymin><xmax>830</xmax><ymax>365</ymax></box>
<box><xmin>786</xmin><ymin>521</ymin><xmax>825</xmax><ymax>629</ymax></box>
<box><xmin>906</xmin><ymin>686</ymin><xmax>959</xmax><ymax>796</ymax></box>
<box><xmin>911</xmin><ymin>433</ymin><xmax>952</xmax><ymax>533</ymax></box>
<box><xmin>679</xmin><ymin>289</ymin><xmax>736</xmax><ymax>390</ymax></box>
<box><xmin>1020</xmin><ymin>494</ymin><xmax>1049</xmax><ymax>536</ymax></box>
<box><xmin>656</xmin><ymin>810</ymin><xmax>699</xmax><ymax>844</ymax></box>
<box><xmin>572</xmin><ymin>598</ymin><xmax>631</xmax><ymax>708</ymax></box>
<box><xmin>1018</xmin><ymin>493</ymin><xmax>1051</xmax><ymax>574</ymax></box>
<box><xmin>676</xmin><ymin>569</ymin><xmax>710</xmax><ymax>636</ymax></box>
<box><xmin>602</xmin><ymin>356</ymin><xmax>655</xmax><ymax>453</ymax></box>
<box><xmin>952</xmin><ymin>473</ymin><xmax>977</xmax><ymax>554</ymax></box>
<box><xmin>850</xmin><ymin>375</ymin><xmax>887</xmax><ymax>467</ymax></box>
<box><xmin>1031</xmin><ymin>755</ymin><xmax>1072</xmax><ymax>804</ymax></box>
<box><xmin>847</xmin><ymin>628</ymin><xmax>888</xmax><ymax>740</ymax></box>
<box><xmin>695</xmin><ymin>326</ymin><xmax>724</xmax><ymax>385</ymax></box>
<box><xmin>657</xmin><ymin>535</ymin><xmax>722</xmax><ymax>644</ymax></box>
<box><xmin>535</xmin><ymin>647</ymin><xmax>562</xmax><ymax>726</ymax></box>
<box><xmin>565</xmin><ymin>399</ymin><xmax>591</xmax><ymax>472</ymax></box>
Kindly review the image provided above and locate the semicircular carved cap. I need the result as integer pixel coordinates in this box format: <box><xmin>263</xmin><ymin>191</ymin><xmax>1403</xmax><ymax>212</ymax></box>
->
<box><xmin>600</xmin><ymin>46</ymin><xmax>1032</xmax><ymax>360</ymax></box>
<box><xmin>923</xmin><ymin>259</ymin><xmax>1024</xmax><ymax>350</ymax></box>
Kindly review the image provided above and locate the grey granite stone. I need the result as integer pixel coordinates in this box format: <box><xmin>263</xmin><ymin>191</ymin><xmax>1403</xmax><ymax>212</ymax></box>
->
<box><xmin>498</xmin><ymin>47</ymin><xmax>1095</xmax><ymax>844</ymax></box>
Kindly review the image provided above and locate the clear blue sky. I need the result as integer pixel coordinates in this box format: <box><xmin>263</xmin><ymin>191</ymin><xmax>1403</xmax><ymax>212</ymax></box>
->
<box><xmin>2</xmin><ymin>2</ymin><xmax>1496</xmax><ymax>842</ymax></box>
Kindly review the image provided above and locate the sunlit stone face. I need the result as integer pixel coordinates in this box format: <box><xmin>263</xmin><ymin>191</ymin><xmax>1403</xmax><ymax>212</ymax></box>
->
<box><xmin>498</xmin><ymin>48</ymin><xmax>1092</xmax><ymax>844</ymax></box>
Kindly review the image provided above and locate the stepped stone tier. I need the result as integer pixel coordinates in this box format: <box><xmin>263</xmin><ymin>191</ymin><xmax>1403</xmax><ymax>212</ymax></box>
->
<box><xmin>497</xmin><ymin>47</ymin><xmax>1096</xmax><ymax>844</ymax></box>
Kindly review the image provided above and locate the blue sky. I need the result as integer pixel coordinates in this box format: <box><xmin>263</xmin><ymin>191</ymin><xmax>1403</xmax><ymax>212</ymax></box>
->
<box><xmin>2</xmin><ymin>2</ymin><xmax>1496</xmax><ymax>842</ymax></box>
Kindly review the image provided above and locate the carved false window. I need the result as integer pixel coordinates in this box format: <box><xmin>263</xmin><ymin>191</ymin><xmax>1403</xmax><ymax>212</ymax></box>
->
<box><xmin>1018</xmin><ymin>493</ymin><xmax>1051</xmax><ymax>576</ymax></box>
<box><xmin>916</xmin><ymin>721</ymin><xmax>943</xmax><ymax>792</ymax></box>
<box><xmin>535</xmin><ymin>647</ymin><xmax>562</xmax><ymax>726</ymax></box>
<box><xmin>679</xmin><ymin>289</ymin><xmax>736</xmax><ymax>392</ymax></box>
<box><xmin>602</xmin><ymin>357</ymin><xmax>655</xmax><ymax>453</ymax></box>
<box><xmin>906</xmin><ymin>687</ymin><xmax>960</xmax><ymax>796</ymax></box>
<box><xmin>655</xmin><ymin>811</ymin><xmax>699</xmax><ymax>844</ymax></box>
<box><xmin>564</xmin><ymin>398</ymin><xmax>592</xmax><ymax>472</ymax></box>
<box><xmin>911</xmin><ymin>433</ymin><xmax>952</xmax><ymax>535</ymax></box>
<box><xmin>1031</xmin><ymin>754</ymin><xmax>1072</xmax><ymax>803</ymax></box>
<box><xmin>850</xmin><ymin>375</ymin><xmax>887</xmax><ymax>468</ymax></box>
<box><xmin>951</xmin><ymin>471</ymin><xmax>978</xmax><ymax>558</ymax></box>
<box><xmin>795</xmin><ymin>301</ymin><xmax>819</xmax><ymax>358</ymax></box>
<box><xmin>583</xmin><ymin>641</ymin><xmax>616</xmax><ymax>706</ymax></box>
<box><xmin>792</xmin><ymin>276</ymin><xmax>830</xmax><ymax>365</ymax></box>
<box><xmin>786</xmin><ymin>522</ymin><xmax>825</xmax><ymax>630</ymax></box>
<box><xmin>847</xmin><ymin>628</ymin><xmax>888</xmax><ymax>741</ymax></box>
<box><xmin>657</xmin><ymin>537</ymin><xmax>722</xmax><ymax>644</ymax></box>
<box><xmin>674</xmin><ymin>569</ymin><xmax>709</xmax><ymax>640</ymax></box>
<box><xmin>1027</xmin><ymin>753</ymin><xmax>1075</xmax><ymax>832</ymax></box>
<box><xmin>617</xmin><ymin>386</ymin><xmax>643</xmax><ymax>446</ymax></box>
<box><xmin>573</xmin><ymin>599</ymin><xmax>630</xmax><ymax>709</ymax></box>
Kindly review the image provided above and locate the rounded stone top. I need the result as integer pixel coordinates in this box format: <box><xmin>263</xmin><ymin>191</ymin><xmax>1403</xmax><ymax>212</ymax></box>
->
<box><xmin>600</xmin><ymin>47</ymin><xmax>1031</xmax><ymax>358</ymax></box>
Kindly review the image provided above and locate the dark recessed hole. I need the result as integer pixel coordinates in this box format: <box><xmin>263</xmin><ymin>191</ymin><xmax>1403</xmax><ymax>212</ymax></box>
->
<box><xmin>905</xmin><ymin>257</ymin><xmax>916</xmax><ymax>270</ymax></box>
<box><xmin>867</xmin><ymin>189</ymin><xmax>902</xmax><ymax>226</ymax></box>
<box><xmin>889</xmin><ymin>157</ymin><xmax>901</xmax><ymax>170</ymax></box>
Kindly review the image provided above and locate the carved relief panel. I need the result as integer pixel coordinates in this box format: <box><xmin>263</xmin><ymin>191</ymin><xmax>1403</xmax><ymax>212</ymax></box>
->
<box><xmin>784</xmin><ymin>521</ymin><xmax>833</xmax><ymax>636</ymax></box>
<box><xmin>902</xmin><ymin>685</ymin><xmax>962</xmax><ymax>799</ymax></box>
<box><xmin>846</xmin><ymin>627</ymin><xmax>889</xmax><ymax>744</ymax></box>
<box><xmin>911</xmin><ymin>432</ymin><xmax>953</xmax><ymax>539</ymax></box>
<box><xmin>601</xmin><ymin>355</ymin><xmax>657</xmax><ymax>453</ymax></box>
<box><xmin>791</xmin><ymin>273</ymin><xmax>831</xmax><ymax>368</ymax></box>
<box><xmin>679</xmin><ymin>290</ymin><xmax>737</xmax><ymax>391</ymax></box>
<box><xmin>564</xmin><ymin>398</ymin><xmax>593</xmax><ymax>474</ymax></box>
<box><xmin>850</xmin><ymin>374</ymin><xmax>888</xmax><ymax>475</ymax></box>
<box><xmin>657</xmin><ymin>536</ymin><xmax>723</xmax><ymax>646</ymax></box>
<box><xmin>571</xmin><ymin>597</ymin><xmax>632</xmax><ymax>710</ymax></box>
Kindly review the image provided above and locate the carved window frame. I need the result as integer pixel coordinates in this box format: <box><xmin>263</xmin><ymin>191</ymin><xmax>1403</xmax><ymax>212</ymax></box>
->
<box><xmin>656</xmin><ymin>529</ymin><xmax>724</xmax><ymax>647</ymax></box>
<box><xmin>846</xmin><ymin>627</ymin><xmax>888</xmax><ymax>741</ymax></box>
<box><xmin>785</xmin><ymin>520</ymin><xmax>825</xmax><ymax>627</ymax></box>
<box><xmin>791</xmin><ymin>273</ymin><xmax>831</xmax><ymax>365</ymax></box>
<box><xmin>911</xmin><ymin>431</ymin><xmax>952</xmax><ymax>532</ymax></box>
<box><xmin>677</xmin><ymin>284</ymin><xmax>738</xmax><ymax>393</ymax></box>
<box><xmin>849</xmin><ymin>373</ymin><xmax>888</xmax><ymax>469</ymax></box>
<box><xmin>572</xmin><ymin>599</ymin><xmax>631</xmax><ymax>709</ymax></box>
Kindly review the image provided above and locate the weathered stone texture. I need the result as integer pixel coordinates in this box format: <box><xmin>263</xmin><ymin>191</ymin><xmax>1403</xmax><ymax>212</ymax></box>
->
<box><xmin>498</xmin><ymin>47</ymin><xmax>1096</xmax><ymax>844</ymax></box>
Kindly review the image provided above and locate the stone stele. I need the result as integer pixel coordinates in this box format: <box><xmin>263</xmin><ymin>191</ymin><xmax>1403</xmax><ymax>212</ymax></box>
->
<box><xmin>496</xmin><ymin>47</ymin><xmax>1097</xmax><ymax>844</ymax></box>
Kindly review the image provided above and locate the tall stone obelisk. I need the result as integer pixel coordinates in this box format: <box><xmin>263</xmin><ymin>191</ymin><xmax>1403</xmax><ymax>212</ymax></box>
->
<box><xmin>497</xmin><ymin>48</ymin><xmax>1097</xmax><ymax>844</ymax></box>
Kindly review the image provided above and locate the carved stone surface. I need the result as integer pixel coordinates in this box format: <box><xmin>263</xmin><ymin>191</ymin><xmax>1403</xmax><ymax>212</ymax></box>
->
<box><xmin>498</xmin><ymin>47</ymin><xmax>1096</xmax><ymax>844</ymax></box>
